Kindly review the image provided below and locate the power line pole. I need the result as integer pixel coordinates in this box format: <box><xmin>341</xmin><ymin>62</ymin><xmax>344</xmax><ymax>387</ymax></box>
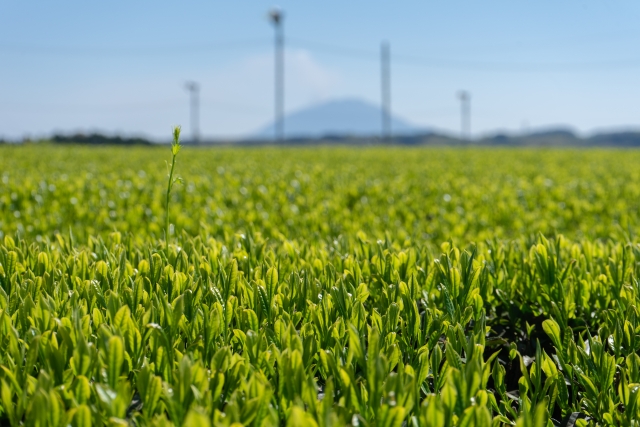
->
<box><xmin>381</xmin><ymin>40</ymin><xmax>391</xmax><ymax>141</ymax></box>
<box><xmin>457</xmin><ymin>91</ymin><xmax>470</xmax><ymax>140</ymax></box>
<box><xmin>269</xmin><ymin>8</ymin><xmax>284</xmax><ymax>142</ymax></box>
<box><xmin>185</xmin><ymin>81</ymin><xmax>200</xmax><ymax>144</ymax></box>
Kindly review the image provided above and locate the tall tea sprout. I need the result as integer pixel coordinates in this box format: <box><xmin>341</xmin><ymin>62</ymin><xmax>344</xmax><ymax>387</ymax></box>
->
<box><xmin>165</xmin><ymin>126</ymin><xmax>182</xmax><ymax>253</ymax></box>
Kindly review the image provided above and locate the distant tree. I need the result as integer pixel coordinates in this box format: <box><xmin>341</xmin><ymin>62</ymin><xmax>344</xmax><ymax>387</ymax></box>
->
<box><xmin>51</xmin><ymin>133</ymin><xmax>152</xmax><ymax>146</ymax></box>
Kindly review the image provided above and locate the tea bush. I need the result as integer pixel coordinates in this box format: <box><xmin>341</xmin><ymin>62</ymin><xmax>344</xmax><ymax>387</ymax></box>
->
<box><xmin>0</xmin><ymin>144</ymin><xmax>639</xmax><ymax>426</ymax></box>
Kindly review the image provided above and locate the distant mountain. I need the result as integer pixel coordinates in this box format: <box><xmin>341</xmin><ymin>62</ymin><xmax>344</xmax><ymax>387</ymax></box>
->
<box><xmin>481</xmin><ymin>128</ymin><xmax>580</xmax><ymax>146</ymax></box>
<box><xmin>587</xmin><ymin>131</ymin><xmax>640</xmax><ymax>147</ymax></box>
<box><xmin>478</xmin><ymin>128</ymin><xmax>640</xmax><ymax>147</ymax></box>
<box><xmin>253</xmin><ymin>98</ymin><xmax>424</xmax><ymax>139</ymax></box>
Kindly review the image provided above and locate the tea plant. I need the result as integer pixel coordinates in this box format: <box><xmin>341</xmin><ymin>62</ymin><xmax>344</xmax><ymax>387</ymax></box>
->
<box><xmin>165</xmin><ymin>126</ymin><xmax>182</xmax><ymax>254</ymax></box>
<box><xmin>0</xmin><ymin>143</ymin><xmax>639</xmax><ymax>426</ymax></box>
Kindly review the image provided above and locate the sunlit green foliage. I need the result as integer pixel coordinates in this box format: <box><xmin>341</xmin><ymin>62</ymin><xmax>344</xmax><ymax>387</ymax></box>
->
<box><xmin>2</xmin><ymin>145</ymin><xmax>640</xmax><ymax>243</ymax></box>
<box><xmin>0</xmin><ymin>144</ymin><xmax>639</xmax><ymax>426</ymax></box>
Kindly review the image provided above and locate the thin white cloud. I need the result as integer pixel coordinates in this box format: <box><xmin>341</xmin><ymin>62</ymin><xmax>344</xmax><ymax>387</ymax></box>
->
<box><xmin>287</xmin><ymin>49</ymin><xmax>341</xmax><ymax>101</ymax></box>
<box><xmin>203</xmin><ymin>48</ymin><xmax>342</xmax><ymax>137</ymax></box>
<box><xmin>0</xmin><ymin>48</ymin><xmax>342</xmax><ymax>140</ymax></box>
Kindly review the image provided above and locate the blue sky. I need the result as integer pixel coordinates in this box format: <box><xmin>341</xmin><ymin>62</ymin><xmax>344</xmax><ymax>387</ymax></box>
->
<box><xmin>1</xmin><ymin>1</ymin><xmax>640</xmax><ymax>140</ymax></box>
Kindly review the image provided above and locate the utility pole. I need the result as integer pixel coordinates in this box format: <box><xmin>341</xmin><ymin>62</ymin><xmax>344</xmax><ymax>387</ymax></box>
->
<box><xmin>185</xmin><ymin>81</ymin><xmax>200</xmax><ymax>144</ymax></box>
<box><xmin>381</xmin><ymin>40</ymin><xmax>391</xmax><ymax>141</ymax></box>
<box><xmin>457</xmin><ymin>91</ymin><xmax>470</xmax><ymax>140</ymax></box>
<box><xmin>269</xmin><ymin>7</ymin><xmax>284</xmax><ymax>142</ymax></box>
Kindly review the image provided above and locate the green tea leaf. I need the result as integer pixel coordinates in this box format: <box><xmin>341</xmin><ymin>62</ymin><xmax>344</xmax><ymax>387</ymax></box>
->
<box><xmin>107</xmin><ymin>336</ymin><xmax>124</xmax><ymax>388</ymax></box>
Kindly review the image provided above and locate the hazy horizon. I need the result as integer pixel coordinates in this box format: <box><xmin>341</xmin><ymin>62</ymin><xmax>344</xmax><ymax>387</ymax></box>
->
<box><xmin>2</xmin><ymin>1</ymin><xmax>640</xmax><ymax>140</ymax></box>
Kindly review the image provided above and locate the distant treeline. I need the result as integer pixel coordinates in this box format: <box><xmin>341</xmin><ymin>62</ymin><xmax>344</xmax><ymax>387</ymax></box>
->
<box><xmin>51</xmin><ymin>133</ymin><xmax>153</xmax><ymax>146</ymax></box>
<box><xmin>3</xmin><ymin>129</ymin><xmax>640</xmax><ymax>147</ymax></box>
<box><xmin>475</xmin><ymin>130</ymin><xmax>640</xmax><ymax>148</ymax></box>
<box><xmin>239</xmin><ymin>129</ymin><xmax>640</xmax><ymax>147</ymax></box>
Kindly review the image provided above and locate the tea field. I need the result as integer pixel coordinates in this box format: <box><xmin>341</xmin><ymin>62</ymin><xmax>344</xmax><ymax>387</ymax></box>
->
<box><xmin>0</xmin><ymin>143</ymin><xmax>640</xmax><ymax>426</ymax></box>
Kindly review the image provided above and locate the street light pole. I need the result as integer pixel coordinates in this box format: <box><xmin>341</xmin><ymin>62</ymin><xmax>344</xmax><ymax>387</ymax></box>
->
<box><xmin>269</xmin><ymin>8</ymin><xmax>284</xmax><ymax>142</ymax></box>
<box><xmin>185</xmin><ymin>81</ymin><xmax>200</xmax><ymax>144</ymax></box>
<box><xmin>457</xmin><ymin>91</ymin><xmax>470</xmax><ymax>140</ymax></box>
<box><xmin>381</xmin><ymin>41</ymin><xmax>391</xmax><ymax>142</ymax></box>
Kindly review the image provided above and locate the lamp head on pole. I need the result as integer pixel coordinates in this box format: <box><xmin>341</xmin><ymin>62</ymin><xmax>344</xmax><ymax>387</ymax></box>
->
<box><xmin>185</xmin><ymin>81</ymin><xmax>199</xmax><ymax>92</ymax></box>
<box><xmin>268</xmin><ymin>7</ymin><xmax>283</xmax><ymax>26</ymax></box>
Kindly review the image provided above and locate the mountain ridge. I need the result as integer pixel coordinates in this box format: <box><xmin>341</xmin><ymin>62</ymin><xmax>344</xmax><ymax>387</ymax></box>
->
<box><xmin>253</xmin><ymin>98</ymin><xmax>424</xmax><ymax>139</ymax></box>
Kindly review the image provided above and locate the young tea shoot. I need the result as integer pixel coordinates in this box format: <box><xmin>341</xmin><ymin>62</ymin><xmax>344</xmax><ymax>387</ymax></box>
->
<box><xmin>165</xmin><ymin>125</ymin><xmax>181</xmax><ymax>254</ymax></box>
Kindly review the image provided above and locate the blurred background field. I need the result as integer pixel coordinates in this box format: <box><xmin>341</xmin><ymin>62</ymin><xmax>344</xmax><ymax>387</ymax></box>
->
<box><xmin>2</xmin><ymin>144</ymin><xmax>639</xmax><ymax>245</ymax></box>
